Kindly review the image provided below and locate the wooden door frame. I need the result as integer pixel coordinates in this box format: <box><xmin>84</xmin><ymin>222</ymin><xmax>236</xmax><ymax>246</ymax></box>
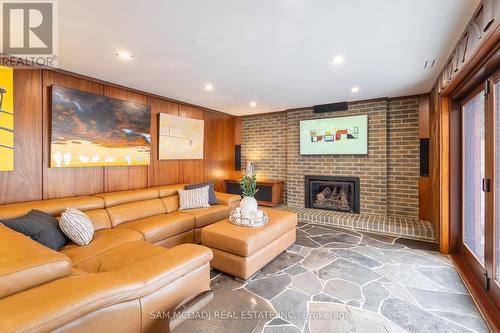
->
<box><xmin>459</xmin><ymin>84</ymin><xmax>488</xmax><ymax>289</ymax></box>
<box><xmin>444</xmin><ymin>43</ymin><xmax>500</xmax><ymax>254</ymax></box>
<box><xmin>439</xmin><ymin>95</ymin><xmax>450</xmax><ymax>253</ymax></box>
<box><xmin>487</xmin><ymin>72</ymin><xmax>500</xmax><ymax>308</ymax></box>
<box><xmin>445</xmin><ymin>45</ymin><xmax>500</xmax><ymax>330</ymax></box>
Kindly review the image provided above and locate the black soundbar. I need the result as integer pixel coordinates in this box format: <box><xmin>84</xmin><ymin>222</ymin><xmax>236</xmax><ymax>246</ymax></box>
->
<box><xmin>314</xmin><ymin>102</ymin><xmax>348</xmax><ymax>113</ymax></box>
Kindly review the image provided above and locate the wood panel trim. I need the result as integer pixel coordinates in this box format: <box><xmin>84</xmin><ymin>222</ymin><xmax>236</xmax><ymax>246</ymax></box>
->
<box><xmin>418</xmin><ymin>94</ymin><xmax>432</xmax><ymax>222</ymax></box>
<box><xmin>448</xmin><ymin>42</ymin><xmax>500</xmax><ymax>100</ymax></box>
<box><xmin>449</xmin><ymin>98</ymin><xmax>462</xmax><ymax>254</ymax></box>
<box><xmin>419</xmin><ymin>94</ymin><xmax>430</xmax><ymax>138</ymax></box>
<box><xmin>430</xmin><ymin>86</ymin><xmax>440</xmax><ymax>240</ymax></box>
<box><xmin>439</xmin><ymin>96</ymin><xmax>450</xmax><ymax>254</ymax></box>
<box><xmin>234</xmin><ymin>117</ymin><xmax>242</xmax><ymax>145</ymax></box>
<box><xmin>441</xmin><ymin>23</ymin><xmax>500</xmax><ymax>96</ymax></box>
<box><xmin>452</xmin><ymin>255</ymin><xmax>500</xmax><ymax>332</ymax></box>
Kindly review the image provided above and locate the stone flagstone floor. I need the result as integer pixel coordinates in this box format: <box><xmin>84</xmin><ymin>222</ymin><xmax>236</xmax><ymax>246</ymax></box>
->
<box><xmin>174</xmin><ymin>222</ymin><xmax>489</xmax><ymax>333</ymax></box>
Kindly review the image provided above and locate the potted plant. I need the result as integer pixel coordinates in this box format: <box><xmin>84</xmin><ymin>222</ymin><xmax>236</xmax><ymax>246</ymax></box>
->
<box><xmin>240</xmin><ymin>174</ymin><xmax>259</xmax><ymax>218</ymax></box>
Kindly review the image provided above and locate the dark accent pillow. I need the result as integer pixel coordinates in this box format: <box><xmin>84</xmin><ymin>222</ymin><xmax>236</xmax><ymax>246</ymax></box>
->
<box><xmin>185</xmin><ymin>182</ymin><xmax>218</xmax><ymax>205</ymax></box>
<box><xmin>1</xmin><ymin>209</ymin><xmax>68</xmax><ymax>250</ymax></box>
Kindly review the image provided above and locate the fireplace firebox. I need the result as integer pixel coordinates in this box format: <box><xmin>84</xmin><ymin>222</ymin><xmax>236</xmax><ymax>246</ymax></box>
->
<box><xmin>305</xmin><ymin>176</ymin><xmax>360</xmax><ymax>213</ymax></box>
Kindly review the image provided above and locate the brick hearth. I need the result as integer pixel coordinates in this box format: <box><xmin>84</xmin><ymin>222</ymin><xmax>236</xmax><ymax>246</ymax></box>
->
<box><xmin>276</xmin><ymin>205</ymin><xmax>435</xmax><ymax>241</ymax></box>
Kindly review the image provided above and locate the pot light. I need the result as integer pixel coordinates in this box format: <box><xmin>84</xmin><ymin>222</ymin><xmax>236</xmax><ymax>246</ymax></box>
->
<box><xmin>249</xmin><ymin>101</ymin><xmax>257</xmax><ymax>107</ymax></box>
<box><xmin>351</xmin><ymin>87</ymin><xmax>360</xmax><ymax>93</ymax></box>
<box><xmin>115</xmin><ymin>51</ymin><xmax>133</xmax><ymax>60</ymax></box>
<box><xmin>204</xmin><ymin>83</ymin><xmax>215</xmax><ymax>91</ymax></box>
<box><xmin>331</xmin><ymin>56</ymin><xmax>344</xmax><ymax>65</ymax></box>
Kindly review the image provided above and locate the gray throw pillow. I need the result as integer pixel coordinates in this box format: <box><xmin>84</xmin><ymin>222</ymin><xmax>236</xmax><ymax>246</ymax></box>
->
<box><xmin>0</xmin><ymin>209</ymin><xmax>68</xmax><ymax>250</ymax></box>
<box><xmin>185</xmin><ymin>182</ymin><xmax>218</xmax><ymax>205</ymax></box>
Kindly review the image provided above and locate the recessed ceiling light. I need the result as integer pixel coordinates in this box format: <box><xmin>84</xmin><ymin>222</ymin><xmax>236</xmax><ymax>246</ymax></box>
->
<box><xmin>351</xmin><ymin>87</ymin><xmax>360</xmax><ymax>93</ymax></box>
<box><xmin>115</xmin><ymin>51</ymin><xmax>133</xmax><ymax>60</ymax></box>
<box><xmin>249</xmin><ymin>101</ymin><xmax>257</xmax><ymax>107</ymax></box>
<box><xmin>331</xmin><ymin>56</ymin><xmax>344</xmax><ymax>65</ymax></box>
<box><xmin>204</xmin><ymin>83</ymin><xmax>215</xmax><ymax>91</ymax></box>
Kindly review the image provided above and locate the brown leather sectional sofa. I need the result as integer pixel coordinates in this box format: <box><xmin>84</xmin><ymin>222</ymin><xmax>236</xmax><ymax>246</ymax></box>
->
<box><xmin>0</xmin><ymin>184</ymin><xmax>241</xmax><ymax>333</ymax></box>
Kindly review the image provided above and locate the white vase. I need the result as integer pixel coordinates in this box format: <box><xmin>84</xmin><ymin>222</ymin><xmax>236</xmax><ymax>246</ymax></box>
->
<box><xmin>240</xmin><ymin>196</ymin><xmax>258</xmax><ymax>218</ymax></box>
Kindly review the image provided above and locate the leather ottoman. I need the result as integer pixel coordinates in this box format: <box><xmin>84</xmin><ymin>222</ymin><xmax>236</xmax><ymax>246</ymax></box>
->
<box><xmin>201</xmin><ymin>208</ymin><xmax>297</xmax><ymax>280</ymax></box>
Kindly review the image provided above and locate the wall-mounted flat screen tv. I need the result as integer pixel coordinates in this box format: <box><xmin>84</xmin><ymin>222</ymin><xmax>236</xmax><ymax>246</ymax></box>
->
<box><xmin>299</xmin><ymin>115</ymin><xmax>368</xmax><ymax>155</ymax></box>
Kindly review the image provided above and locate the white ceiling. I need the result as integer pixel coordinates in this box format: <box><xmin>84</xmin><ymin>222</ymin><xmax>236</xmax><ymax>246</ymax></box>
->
<box><xmin>58</xmin><ymin>0</ymin><xmax>479</xmax><ymax>116</ymax></box>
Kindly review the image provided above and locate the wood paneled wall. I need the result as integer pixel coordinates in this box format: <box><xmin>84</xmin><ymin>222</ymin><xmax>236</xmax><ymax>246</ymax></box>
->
<box><xmin>418</xmin><ymin>94</ymin><xmax>433</xmax><ymax>223</ymax></box>
<box><xmin>0</xmin><ymin>68</ymin><xmax>236</xmax><ymax>204</ymax></box>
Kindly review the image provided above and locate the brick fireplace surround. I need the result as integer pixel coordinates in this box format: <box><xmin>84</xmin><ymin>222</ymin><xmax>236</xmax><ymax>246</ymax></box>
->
<box><xmin>241</xmin><ymin>97</ymin><xmax>435</xmax><ymax>241</ymax></box>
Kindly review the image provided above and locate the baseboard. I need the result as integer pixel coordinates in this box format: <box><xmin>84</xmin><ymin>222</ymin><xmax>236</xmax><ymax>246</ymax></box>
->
<box><xmin>451</xmin><ymin>255</ymin><xmax>500</xmax><ymax>332</ymax></box>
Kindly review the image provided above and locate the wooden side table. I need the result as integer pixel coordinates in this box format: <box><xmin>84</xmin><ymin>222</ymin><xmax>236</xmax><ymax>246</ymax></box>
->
<box><xmin>224</xmin><ymin>178</ymin><xmax>284</xmax><ymax>207</ymax></box>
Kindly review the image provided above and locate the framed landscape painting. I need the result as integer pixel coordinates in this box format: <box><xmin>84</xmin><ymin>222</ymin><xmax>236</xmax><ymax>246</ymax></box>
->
<box><xmin>299</xmin><ymin>115</ymin><xmax>368</xmax><ymax>155</ymax></box>
<box><xmin>158</xmin><ymin>113</ymin><xmax>204</xmax><ymax>160</ymax></box>
<box><xmin>50</xmin><ymin>85</ymin><xmax>151</xmax><ymax>168</ymax></box>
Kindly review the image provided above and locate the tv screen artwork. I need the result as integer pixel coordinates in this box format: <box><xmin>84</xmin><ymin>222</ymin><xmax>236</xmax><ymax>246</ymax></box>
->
<box><xmin>299</xmin><ymin>115</ymin><xmax>368</xmax><ymax>155</ymax></box>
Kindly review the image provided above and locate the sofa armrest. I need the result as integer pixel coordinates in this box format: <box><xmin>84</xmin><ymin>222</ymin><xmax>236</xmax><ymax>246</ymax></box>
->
<box><xmin>215</xmin><ymin>192</ymin><xmax>240</xmax><ymax>209</ymax></box>
<box><xmin>0</xmin><ymin>244</ymin><xmax>213</xmax><ymax>333</ymax></box>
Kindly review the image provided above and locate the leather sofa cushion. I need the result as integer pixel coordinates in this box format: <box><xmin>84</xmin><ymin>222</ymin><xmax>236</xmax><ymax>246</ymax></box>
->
<box><xmin>116</xmin><ymin>211</ymin><xmax>194</xmax><ymax>244</ymax></box>
<box><xmin>112</xmin><ymin>243</ymin><xmax>213</xmax><ymax>284</ymax></box>
<box><xmin>60</xmin><ymin>228</ymin><xmax>143</xmax><ymax>268</ymax></box>
<box><xmin>106</xmin><ymin>199</ymin><xmax>167</xmax><ymax>227</ymax></box>
<box><xmin>0</xmin><ymin>224</ymin><xmax>72</xmax><ymax>298</ymax></box>
<box><xmin>71</xmin><ymin>241</ymin><xmax>168</xmax><ymax>273</ymax></box>
<box><xmin>201</xmin><ymin>208</ymin><xmax>297</xmax><ymax>257</ymax></box>
<box><xmin>84</xmin><ymin>208</ymin><xmax>112</xmax><ymax>231</ymax></box>
<box><xmin>95</xmin><ymin>188</ymin><xmax>160</xmax><ymax>207</ymax></box>
<box><xmin>82</xmin><ymin>241</ymin><xmax>174</xmax><ymax>273</ymax></box>
<box><xmin>156</xmin><ymin>184</ymin><xmax>186</xmax><ymax>198</ymax></box>
<box><xmin>0</xmin><ymin>196</ymin><xmax>104</xmax><ymax>220</ymax></box>
<box><xmin>0</xmin><ymin>244</ymin><xmax>212</xmax><ymax>333</ymax></box>
<box><xmin>184</xmin><ymin>205</ymin><xmax>230</xmax><ymax>228</ymax></box>
<box><xmin>162</xmin><ymin>195</ymin><xmax>179</xmax><ymax>213</ymax></box>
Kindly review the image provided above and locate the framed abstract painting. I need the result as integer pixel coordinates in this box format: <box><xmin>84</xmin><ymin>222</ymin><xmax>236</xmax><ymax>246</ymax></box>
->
<box><xmin>50</xmin><ymin>85</ymin><xmax>151</xmax><ymax>168</ymax></box>
<box><xmin>158</xmin><ymin>113</ymin><xmax>204</xmax><ymax>160</ymax></box>
<box><xmin>299</xmin><ymin>115</ymin><xmax>368</xmax><ymax>155</ymax></box>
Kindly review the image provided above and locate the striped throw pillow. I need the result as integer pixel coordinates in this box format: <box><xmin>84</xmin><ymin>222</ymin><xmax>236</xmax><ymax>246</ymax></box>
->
<box><xmin>178</xmin><ymin>186</ymin><xmax>211</xmax><ymax>210</ymax></box>
<box><xmin>59</xmin><ymin>208</ymin><xmax>94</xmax><ymax>246</ymax></box>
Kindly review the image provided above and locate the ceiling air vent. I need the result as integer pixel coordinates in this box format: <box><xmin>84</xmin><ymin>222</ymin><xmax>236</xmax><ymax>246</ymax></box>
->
<box><xmin>424</xmin><ymin>59</ymin><xmax>435</xmax><ymax>70</ymax></box>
